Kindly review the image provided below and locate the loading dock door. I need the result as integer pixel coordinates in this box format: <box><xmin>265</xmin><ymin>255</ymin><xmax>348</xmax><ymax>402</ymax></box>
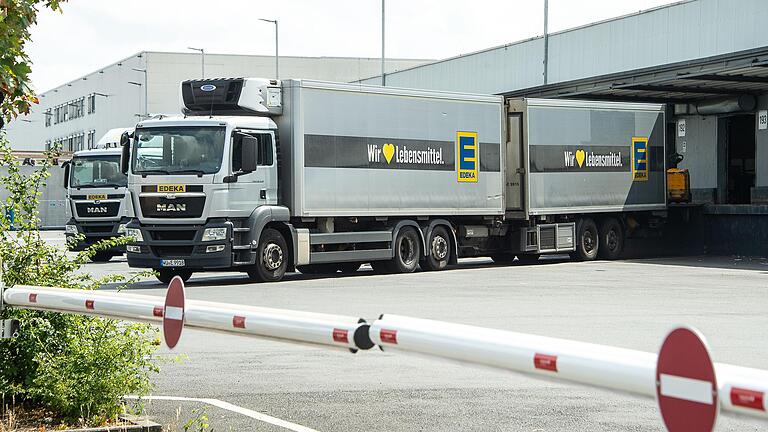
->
<box><xmin>725</xmin><ymin>114</ymin><xmax>756</xmax><ymax>204</ymax></box>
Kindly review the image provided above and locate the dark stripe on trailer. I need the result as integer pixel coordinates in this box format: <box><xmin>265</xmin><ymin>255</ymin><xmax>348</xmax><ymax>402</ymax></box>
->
<box><xmin>304</xmin><ymin>134</ymin><xmax>500</xmax><ymax>172</ymax></box>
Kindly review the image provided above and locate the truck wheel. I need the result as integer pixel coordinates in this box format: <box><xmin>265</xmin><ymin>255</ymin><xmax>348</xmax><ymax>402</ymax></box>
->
<box><xmin>598</xmin><ymin>218</ymin><xmax>624</xmax><ymax>260</ymax></box>
<box><xmin>420</xmin><ymin>226</ymin><xmax>451</xmax><ymax>271</ymax></box>
<box><xmin>248</xmin><ymin>228</ymin><xmax>288</xmax><ymax>282</ymax></box>
<box><xmin>156</xmin><ymin>269</ymin><xmax>192</xmax><ymax>284</ymax></box>
<box><xmin>573</xmin><ymin>218</ymin><xmax>599</xmax><ymax>261</ymax></box>
<box><xmin>378</xmin><ymin>226</ymin><xmax>422</xmax><ymax>273</ymax></box>
<box><xmin>91</xmin><ymin>251</ymin><xmax>113</xmax><ymax>262</ymax></box>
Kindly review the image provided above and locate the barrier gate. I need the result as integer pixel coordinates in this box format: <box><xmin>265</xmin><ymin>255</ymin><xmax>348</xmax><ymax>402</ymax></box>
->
<box><xmin>1</xmin><ymin>278</ymin><xmax>766</xmax><ymax>432</ymax></box>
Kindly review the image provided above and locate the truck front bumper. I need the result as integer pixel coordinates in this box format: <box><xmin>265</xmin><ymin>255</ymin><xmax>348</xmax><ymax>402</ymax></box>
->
<box><xmin>65</xmin><ymin>217</ymin><xmax>128</xmax><ymax>252</ymax></box>
<box><xmin>125</xmin><ymin>220</ymin><xmax>235</xmax><ymax>271</ymax></box>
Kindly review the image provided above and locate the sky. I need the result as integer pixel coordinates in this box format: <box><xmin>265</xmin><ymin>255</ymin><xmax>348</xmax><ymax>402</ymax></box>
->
<box><xmin>27</xmin><ymin>0</ymin><xmax>682</xmax><ymax>92</ymax></box>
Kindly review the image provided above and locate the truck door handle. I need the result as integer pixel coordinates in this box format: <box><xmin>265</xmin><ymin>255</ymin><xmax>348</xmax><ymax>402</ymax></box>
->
<box><xmin>260</xmin><ymin>189</ymin><xmax>267</xmax><ymax>199</ymax></box>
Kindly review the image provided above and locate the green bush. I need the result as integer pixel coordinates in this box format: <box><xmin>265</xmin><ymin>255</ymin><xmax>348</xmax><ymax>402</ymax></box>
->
<box><xmin>0</xmin><ymin>134</ymin><xmax>159</xmax><ymax>426</ymax></box>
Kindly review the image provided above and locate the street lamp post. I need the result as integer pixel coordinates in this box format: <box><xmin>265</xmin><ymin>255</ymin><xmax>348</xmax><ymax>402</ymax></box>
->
<box><xmin>127</xmin><ymin>81</ymin><xmax>144</xmax><ymax>119</ymax></box>
<box><xmin>132</xmin><ymin>68</ymin><xmax>148</xmax><ymax>118</ymax></box>
<box><xmin>381</xmin><ymin>0</ymin><xmax>385</xmax><ymax>86</ymax></box>
<box><xmin>188</xmin><ymin>47</ymin><xmax>205</xmax><ymax>78</ymax></box>
<box><xmin>259</xmin><ymin>19</ymin><xmax>279</xmax><ymax>79</ymax></box>
<box><xmin>543</xmin><ymin>0</ymin><xmax>549</xmax><ymax>85</ymax></box>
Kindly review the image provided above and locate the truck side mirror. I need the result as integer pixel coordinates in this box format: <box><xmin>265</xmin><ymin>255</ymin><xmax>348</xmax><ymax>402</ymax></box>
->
<box><xmin>120</xmin><ymin>132</ymin><xmax>130</xmax><ymax>175</ymax></box>
<box><xmin>62</xmin><ymin>161</ymin><xmax>70</xmax><ymax>189</ymax></box>
<box><xmin>241</xmin><ymin>136</ymin><xmax>259</xmax><ymax>173</ymax></box>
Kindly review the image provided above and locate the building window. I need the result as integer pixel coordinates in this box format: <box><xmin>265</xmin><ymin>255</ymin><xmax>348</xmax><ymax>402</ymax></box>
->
<box><xmin>87</xmin><ymin>130</ymin><xmax>96</xmax><ymax>149</ymax></box>
<box><xmin>45</xmin><ymin>140</ymin><xmax>52</xmax><ymax>151</ymax></box>
<box><xmin>44</xmin><ymin>109</ymin><xmax>52</xmax><ymax>127</ymax></box>
<box><xmin>87</xmin><ymin>94</ymin><xmax>96</xmax><ymax>114</ymax></box>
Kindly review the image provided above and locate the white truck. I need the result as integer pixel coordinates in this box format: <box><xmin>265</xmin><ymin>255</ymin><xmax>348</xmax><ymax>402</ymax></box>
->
<box><xmin>64</xmin><ymin>132</ymin><xmax>132</xmax><ymax>261</ymax></box>
<box><xmin>120</xmin><ymin>78</ymin><xmax>666</xmax><ymax>283</ymax></box>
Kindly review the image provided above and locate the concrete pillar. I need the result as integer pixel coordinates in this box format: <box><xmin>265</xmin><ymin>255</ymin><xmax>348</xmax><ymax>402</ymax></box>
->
<box><xmin>752</xmin><ymin>94</ymin><xmax>768</xmax><ymax>203</ymax></box>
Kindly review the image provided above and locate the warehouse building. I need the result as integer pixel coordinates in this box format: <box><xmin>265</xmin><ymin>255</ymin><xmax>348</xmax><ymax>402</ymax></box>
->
<box><xmin>4</xmin><ymin>52</ymin><xmax>429</xmax><ymax>154</ymax></box>
<box><xmin>362</xmin><ymin>0</ymin><xmax>768</xmax><ymax>211</ymax></box>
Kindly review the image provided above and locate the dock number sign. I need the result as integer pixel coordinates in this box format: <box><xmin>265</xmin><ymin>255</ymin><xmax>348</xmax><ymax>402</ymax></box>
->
<box><xmin>457</xmin><ymin>131</ymin><xmax>478</xmax><ymax>183</ymax></box>
<box><xmin>632</xmin><ymin>137</ymin><xmax>649</xmax><ymax>182</ymax></box>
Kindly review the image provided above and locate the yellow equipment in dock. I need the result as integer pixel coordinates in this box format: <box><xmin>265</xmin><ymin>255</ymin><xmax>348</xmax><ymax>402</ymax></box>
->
<box><xmin>667</xmin><ymin>168</ymin><xmax>691</xmax><ymax>203</ymax></box>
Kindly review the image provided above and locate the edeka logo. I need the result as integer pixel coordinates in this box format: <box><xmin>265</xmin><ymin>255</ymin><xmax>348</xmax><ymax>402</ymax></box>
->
<box><xmin>367</xmin><ymin>142</ymin><xmax>445</xmax><ymax>166</ymax></box>
<box><xmin>632</xmin><ymin>137</ymin><xmax>649</xmax><ymax>182</ymax></box>
<box><xmin>564</xmin><ymin>149</ymin><xmax>623</xmax><ymax>169</ymax></box>
<box><xmin>457</xmin><ymin>131</ymin><xmax>478</xmax><ymax>183</ymax></box>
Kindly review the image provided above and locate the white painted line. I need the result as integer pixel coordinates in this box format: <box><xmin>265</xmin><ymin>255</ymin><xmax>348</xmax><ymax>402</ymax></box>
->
<box><xmin>123</xmin><ymin>395</ymin><xmax>318</xmax><ymax>432</ymax></box>
<box><xmin>660</xmin><ymin>374</ymin><xmax>714</xmax><ymax>405</ymax></box>
<box><xmin>164</xmin><ymin>306</ymin><xmax>184</xmax><ymax>320</ymax></box>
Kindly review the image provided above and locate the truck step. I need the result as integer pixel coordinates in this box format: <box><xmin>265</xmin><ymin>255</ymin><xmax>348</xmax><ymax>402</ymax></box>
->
<box><xmin>232</xmin><ymin>245</ymin><xmax>252</xmax><ymax>250</ymax></box>
<box><xmin>232</xmin><ymin>261</ymin><xmax>253</xmax><ymax>266</ymax></box>
<box><xmin>233</xmin><ymin>227</ymin><xmax>250</xmax><ymax>233</ymax></box>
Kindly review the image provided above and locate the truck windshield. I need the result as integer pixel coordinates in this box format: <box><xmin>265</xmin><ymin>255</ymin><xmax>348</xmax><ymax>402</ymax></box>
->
<box><xmin>70</xmin><ymin>155</ymin><xmax>127</xmax><ymax>188</ymax></box>
<box><xmin>132</xmin><ymin>126</ymin><xmax>225</xmax><ymax>175</ymax></box>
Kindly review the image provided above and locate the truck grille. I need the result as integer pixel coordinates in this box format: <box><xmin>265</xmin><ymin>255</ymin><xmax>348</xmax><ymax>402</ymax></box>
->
<box><xmin>75</xmin><ymin>202</ymin><xmax>120</xmax><ymax>218</ymax></box>
<box><xmin>150</xmin><ymin>230</ymin><xmax>197</xmax><ymax>241</ymax></box>
<box><xmin>151</xmin><ymin>246</ymin><xmax>194</xmax><ymax>257</ymax></box>
<box><xmin>139</xmin><ymin>196</ymin><xmax>205</xmax><ymax>218</ymax></box>
<box><xmin>82</xmin><ymin>225</ymin><xmax>114</xmax><ymax>234</ymax></box>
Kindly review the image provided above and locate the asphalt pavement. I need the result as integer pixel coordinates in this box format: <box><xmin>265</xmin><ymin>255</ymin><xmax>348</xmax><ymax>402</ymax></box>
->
<box><xmin>64</xmin><ymin>243</ymin><xmax>768</xmax><ymax>432</ymax></box>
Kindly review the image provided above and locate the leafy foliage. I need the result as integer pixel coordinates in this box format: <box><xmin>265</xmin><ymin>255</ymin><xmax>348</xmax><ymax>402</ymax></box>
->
<box><xmin>0</xmin><ymin>0</ymin><xmax>66</xmax><ymax>123</ymax></box>
<box><xmin>0</xmin><ymin>134</ymin><xmax>159</xmax><ymax>426</ymax></box>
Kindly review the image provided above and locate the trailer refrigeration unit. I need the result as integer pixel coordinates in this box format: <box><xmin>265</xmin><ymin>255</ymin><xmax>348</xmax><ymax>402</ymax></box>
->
<box><xmin>120</xmin><ymin>78</ymin><xmax>665</xmax><ymax>283</ymax></box>
<box><xmin>64</xmin><ymin>146</ymin><xmax>131</xmax><ymax>261</ymax></box>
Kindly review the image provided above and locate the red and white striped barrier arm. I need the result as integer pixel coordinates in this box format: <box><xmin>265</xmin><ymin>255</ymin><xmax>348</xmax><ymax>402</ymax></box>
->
<box><xmin>370</xmin><ymin>314</ymin><xmax>768</xmax><ymax>422</ymax></box>
<box><xmin>2</xmin><ymin>284</ymin><xmax>373</xmax><ymax>352</ymax></box>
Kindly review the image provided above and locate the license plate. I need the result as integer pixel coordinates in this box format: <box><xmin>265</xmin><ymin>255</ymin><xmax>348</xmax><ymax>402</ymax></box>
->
<box><xmin>160</xmin><ymin>259</ymin><xmax>185</xmax><ymax>267</ymax></box>
<box><xmin>157</xmin><ymin>184</ymin><xmax>185</xmax><ymax>193</ymax></box>
<box><xmin>87</xmin><ymin>194</ymin><xmax>107</xmax><ymax>200</ymax></box>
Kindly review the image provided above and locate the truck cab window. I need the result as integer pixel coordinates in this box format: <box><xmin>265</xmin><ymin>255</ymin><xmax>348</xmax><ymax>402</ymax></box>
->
<box><xmin>233</xmin><ymin>132</ymin><xmax>273</xmax><ymax>171</ymax></box>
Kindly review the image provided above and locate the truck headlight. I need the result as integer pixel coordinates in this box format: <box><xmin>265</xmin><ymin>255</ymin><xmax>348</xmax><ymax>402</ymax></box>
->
<box><xmin>202</xmin><ymin>228</ymin><xmax>227</xmax><ymax>241</ymax></box>
<box><xmin>117</xmin><ymin>223</ymin><xmax>127</xmax><ymax>234</ymax></box>
<box><xmin>126</xmin><ymin>245</ymin><xmax>141</xmax><ymax>253</ymax></box>
<box><xmin>65</xmin><ymin>224</ymin><xmax>78</xmax><ymax>235</ymax></box>
<box><xmin>125</xmin><ymin>228</ymin><xmax>144</xmax><ymax>242</ymax></box>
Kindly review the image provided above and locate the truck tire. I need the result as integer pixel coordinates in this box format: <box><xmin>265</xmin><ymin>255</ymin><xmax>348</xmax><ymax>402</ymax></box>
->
<box><xmin>91</xmin><ymin>251</ymin><xmax>113</xmax><ymax>262</ymax></box>
<box><xmin>598</xmin><ymin>218</ymin><xmax>624</xmax><ymax>260</ymax></box>
<box><xmin>573</xmin><ymin>218</ymin><xmax>599</xmax><ymax>261</ymax></box>
<box><xmin>420</xmin><ymin>226</ymin><xmax>451</xmax><ymax>271</ymax></box>
<box><xmin>376</xmin><ymin>227</ymin><xmax>422</xmax><ymax>273</ymax></box>
<box><xmin>156</xmin><ymin>269</ymin><xmax>192</xmax><ymax>284</ymax></box>
<box><xmin>248</xmin><ymin>228</ymin><xmax>288</xmax><ymax>282</ymax></box>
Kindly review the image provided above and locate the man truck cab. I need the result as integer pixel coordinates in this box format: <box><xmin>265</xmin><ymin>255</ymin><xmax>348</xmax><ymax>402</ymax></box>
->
<box><xmin>64</xmin><ymin>146</ymin><xmax>131</xmax><ymax>261</ymax></box>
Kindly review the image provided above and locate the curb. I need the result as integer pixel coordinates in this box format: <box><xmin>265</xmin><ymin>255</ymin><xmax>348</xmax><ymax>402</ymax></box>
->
<box><xmin>58</xmin><ymin>415</ymin><xmax>161</xmax><ymax>432</ymax></box>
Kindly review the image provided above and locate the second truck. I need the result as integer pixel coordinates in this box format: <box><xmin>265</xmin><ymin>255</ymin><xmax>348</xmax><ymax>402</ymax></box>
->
<box><xmin>120</xmin><ymin>78</ymin><xmax>666</xmax><ymax>283</ymax></box>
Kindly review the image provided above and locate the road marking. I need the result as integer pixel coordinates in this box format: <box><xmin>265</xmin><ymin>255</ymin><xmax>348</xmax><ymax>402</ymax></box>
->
<box><xmin>124</xmin><ymin>395</ymin><xmax>319</xmax><ymax>432</ymax></box>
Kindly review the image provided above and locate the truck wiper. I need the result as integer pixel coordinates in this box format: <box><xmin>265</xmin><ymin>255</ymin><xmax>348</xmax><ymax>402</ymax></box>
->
<box><xmin>167</xmin><ymin>169</ymin><xmax>207</xmax><ymax>177</ymax></box>
<box><xmin>136</xmin><ymin>169</ymin><xmax>171</xmax><ymax>175</ymax></box>
<box><xmin>75</xmin><ymin>183</ymin><xmax>125</xmax><ymax>189</ymax></box>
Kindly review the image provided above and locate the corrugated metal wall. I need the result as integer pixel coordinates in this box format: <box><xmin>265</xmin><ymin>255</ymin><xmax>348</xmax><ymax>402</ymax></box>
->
<box><xmin>362</xmin><ymin>0</ymin><xmax>768</xmax><ymax>94</ymax></box>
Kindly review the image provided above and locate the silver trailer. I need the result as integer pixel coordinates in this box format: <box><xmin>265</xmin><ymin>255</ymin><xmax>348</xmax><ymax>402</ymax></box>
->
<box><xmin>120</xmin><ymin>78</ymin><xmax>665</xmax><ymax>283</ymax></box>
